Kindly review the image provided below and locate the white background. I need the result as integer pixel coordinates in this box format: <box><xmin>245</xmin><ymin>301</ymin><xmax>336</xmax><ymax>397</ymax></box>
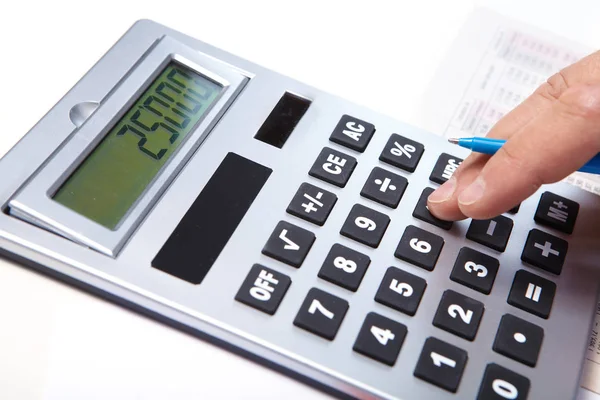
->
<box><xmin>1</xmin><ymin>1</ymin><xmax>600</xmax><ymax>399</ymax></box>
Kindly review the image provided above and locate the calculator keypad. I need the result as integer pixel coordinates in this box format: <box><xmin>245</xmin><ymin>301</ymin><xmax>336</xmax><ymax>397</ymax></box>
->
<box><xmin>493</xmin><ymin>314</ymin><xmax>544</xmax><ymax>367</ymax></box>
<box><xmin>329</xmin><ymin>114</ymin><xmax>376</xmax><ymax>152</ymax></box>
<box><xmin>318</xmin><ymin>244</ymin><xmax>370</xmax><ymax>292</ymax></box>
<box><xmin>414</xmin><ymin>337</ymin><xmax>468</xmax><ymax>393</ymax></box>
<box><xmin>521</xmin><ymin>228</ymin><xmax>567</xmax><ymax>275</ymax></box>
<box><xmin>360</xmin><ymin>167</ymin><xmax>408</xmax><ymax>208</ymax></box>
<box><xmin>262</xmin><ymin>221</ymin><xmax>315</xmax><ymax>268</ymax></box>
<box><xmin>433</xmin><ymin>289</ymin><xmax>485</xmax><ymax>341</ymax></box>
<box><xmin>466</xmin><ymin>215</ymin><xmax>514</xmax><ymax>252</ymax></box>
<box><xmin>429</xmin><ymin>153</ymin><xmax>463</xmax><ymax>184</ymax></box>
<box><xmin>293</xmin><ymin>288</ymin><xmax>349</xmax><ymax>340</ymax></box>
<box><xmin>450</xmin><ymin>247</ymin><xmax>499</xmax><ymax>295</ymax></box>
<box><xmin>379</xmin><ymin>133</ymin><xmax>425</xmax><ymax>172</ymax></box>
<box><xmin>340</xmin><ymin>203</ymin><xmax>390</xmax><ymax>248</ymax></box>
<box><xmin>413</xmin><ymin>187</ymin><xmax>453</xmax><ymax>230</ymax></box>
<box><xmin>352</xmin><ymin>312</ymin><xmax>407</xmax><ymax>366</ymax></box>
<box><xmin>477</xmin><ymin>363</ymin><xmax>530</xmax><ymax>400</ymax></box>
<box><xmin>309</xmin><ymin>147</ymin><xmax>357</xmax><ymax>187</ymax></box>
<box><xmin>234</xmin><ymin>115</ymin><xmax>582</xmax><ymax>398</ymax></box>
<box><xmin>375</xmin><ymin>266</ymin><xmax>427</xmax><ymax>316</ymax></box>
<box><xmin>235</xmin><ymin>264</ymin><xmax>291</xmax><ymax>315</ymax></box>
<box><xmin>507</xmin><ymin>270</ymin><xmax>556</xmax><ymax>319</ymax></box>
<box><xmin>286</xmin><ymin>182</ymin><xmax>337</xmax><ymax>226</ymax></box>
<box><xmin>394</xmin><ymin>225</ymin><xmax>444</xmax><ymax>271</ymax></box>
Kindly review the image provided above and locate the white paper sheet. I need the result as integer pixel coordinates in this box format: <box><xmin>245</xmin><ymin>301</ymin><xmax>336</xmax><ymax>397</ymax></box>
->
<box><xmin>417</xmin><ymin>7</ymin><xmax>600</xmax><ymax>398</ymax></box>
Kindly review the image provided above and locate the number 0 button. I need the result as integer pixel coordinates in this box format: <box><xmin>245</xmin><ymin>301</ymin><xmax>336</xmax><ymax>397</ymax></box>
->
<box><xmin>293</xmin><ymin>288</ymin><xmax>349</xmax><ymax>340</ymax></box>
<box><xmin>340</xmin><ymin>204</ymin><xmax>390</xmax><ymax>248</ymax></box>
<box><xmin>477</xmin><ymin>363</ymin><xmax>530</xmax><ymax>400</ymax></box>
<box><xmin>353</xmin><ymin>312</ymin><xmax>407</xmax><ymax>366</ymax></box>
<box><xmin>433</xmin><ymin>289</ymin><xmax>484</xmax><ymax>341</ymax></box>
<box><xmin>414</xmin><ymin>337</ymin><xmax>468</xmax><ymax>393</ymax></box>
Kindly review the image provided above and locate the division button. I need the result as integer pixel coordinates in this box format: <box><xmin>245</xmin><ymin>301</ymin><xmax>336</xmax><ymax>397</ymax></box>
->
<box><xmin>374</xmin><ymin>266</ymin><xmax>427</xmax><ymax>316</ymax></box>
<box><xmin>477</xmin><ymin>363</ymin><xmax>530</xmax><ymax>400</ymax></box>
<box><xmin>329</xmin><ymin>114</ymin><xmax>375</xmax><ymax>152</ymax></box>
<box><xmin>261</xmin><ymin>220</ymin><xmax>315</xmax><ymax>268</ymax></box>
<box><xmin>293</xmin><ymin>287</ymin><xmax>349</xmax><ymax>340</ymax></box>
<box><xmin>308</xmin><ymin>147</ymin><xmax>357</xmax><ymax>188</ymax></box>
<box><xmin>432</xmin><ymin>289</ymin><xmax>484</xmax><ymax>341</ymax></box>
<box><xmin>340</xmin><ymin>204</ymin><xmax>390</xmax><ymax>248</ymax></box>
<box><xmin>521</xmin><ymin>228</ymin><xmax>567</xmax><ymax>275</ymax></box>
<box><xmin>379</xmin><ymin>133</ymin><xmax>425</xmax><ymax>172</ymax></box>
<box><xmin>534</xmin><ymin>191</ymin><xmax>579</xmax><ymax>234</ymax></box>
<box><xmin>466</xmin><ymin>215</ymin><xmax>514</xmax><ymax>252</ymax></box>
<box><xmin>360</xmin><ymin>167</ymin><xmax>408</xmax><ymax>208</ymax></box>
<box><xmin>353</xmin><ymin>312</ymin><xmax>407</xmax><ymax>366</ymax></box>
<box><xmin>414</xmin><ymin>337</ymin><xmax>468</xmax><ymax>393</ymax></box>
<box><xmin>429</xmin><ymin>153</ymin><xmax>463</xmax><ymax>184</ymax></box>
<box><xmin>286</xmin><ymin>182</ymin><xmax>337</xmax><ymax>226</ymax></box>
<box><xmin>318</xmin><ymin>243</ymin><xmax>370</xmax><ymax>292</ymax></box>
<box><xmin>413</xmin><ymin>187</ymin><xmax>453</xmax><ymax>230</ymax></box>
<box><xmin>234</xmin><ymin>264</ymin><xmax>291</xmax><ymax>315</ymax></box>
<box><xmin>507</xmin><ymin>269</ymin><xmax>556</xmax><ymax>319</ymax></box>
<box><xmin>492</xmin><ymin>314</ymin><xmax>544</xmax><ymax>367</ymax></box>
<box><xmin>394</xmin><ymin>225</ymin><xmax>444</xmax><ymax>271</ymax></box>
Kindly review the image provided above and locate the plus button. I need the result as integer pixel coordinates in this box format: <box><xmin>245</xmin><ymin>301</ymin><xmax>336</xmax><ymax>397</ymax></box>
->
<box><xmin>534</xmin><ymin>241</ymin><xmax>559</xmax><ymax>257</ymax></box>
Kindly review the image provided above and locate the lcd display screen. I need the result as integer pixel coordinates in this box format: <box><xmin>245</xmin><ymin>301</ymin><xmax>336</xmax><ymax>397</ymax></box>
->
<box><xmin>53</xmin><ymin>62</ymin><xmax>223</xmax><ymax>229</ymax></box>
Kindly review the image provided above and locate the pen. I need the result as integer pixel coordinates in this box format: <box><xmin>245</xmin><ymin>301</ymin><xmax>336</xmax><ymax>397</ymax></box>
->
<box><xmin>448</xmin><ymin>137</ymin><xmax>600</xmax><ymax>175</ymax></box>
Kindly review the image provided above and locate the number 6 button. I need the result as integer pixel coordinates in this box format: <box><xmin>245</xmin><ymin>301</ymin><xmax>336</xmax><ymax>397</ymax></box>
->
<box><xmin>340</xmin><ymin>204</ymin><xmax>390</xmax><ymax>248</ymax></box>
<box><xmin>353</xmin><ymin>312</ymin><xmax>407</xmax><ymax>366</ymax></box>
<box><xmin>395</xmin><ymin>225</ymin><xmax>444</xmax><ymax>271</ymax></box>
<box><xmin>433</xmin><ymin>289</ymin><xmax>484</xmax><ymax>341</ymax></box>
<box><xmin>293</xmin><ymin>288</ymin><xmax>349</xmax><ymax>340</ymax></box>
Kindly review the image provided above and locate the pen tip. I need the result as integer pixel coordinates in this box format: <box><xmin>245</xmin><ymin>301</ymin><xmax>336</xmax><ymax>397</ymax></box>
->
<box><xmin>447</xmin><ymin>138</ymin><xmax>459</xmax><ymax>144</ymax></box>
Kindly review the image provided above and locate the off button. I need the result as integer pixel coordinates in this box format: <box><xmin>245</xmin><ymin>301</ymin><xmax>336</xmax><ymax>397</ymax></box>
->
<box><xmin>235</xmin><ymin>264</ymin><xmax>291</xmax><ymax>315</ymax></box>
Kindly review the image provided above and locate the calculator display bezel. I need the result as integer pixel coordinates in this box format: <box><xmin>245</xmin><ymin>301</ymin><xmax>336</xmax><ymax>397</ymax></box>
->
<box><xmin>8</xmin><ymin>35</ymin><xmax>249</xmax><ymax>257</ymax></box>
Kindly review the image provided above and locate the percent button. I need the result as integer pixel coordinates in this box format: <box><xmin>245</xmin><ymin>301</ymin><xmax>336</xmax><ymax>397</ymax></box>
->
<box><xmin>380</xmin><ymin>134</ymin><xmax>425</xmax><ymax>173</ymax></box>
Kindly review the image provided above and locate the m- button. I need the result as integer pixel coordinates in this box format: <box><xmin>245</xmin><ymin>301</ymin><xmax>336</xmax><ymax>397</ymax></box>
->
<box><xmin>521</xmin><ymin>229</ymin><xmax>567</xmax><ymax>275</ymax></box>
<box><xmin>309</xmin><ymin>147</ymin><xmax>357</xmax><ymax>188</ymax></box>
<box><xmin>534</xmin><ymin>191</ymin><xmax>579</xmax><ymax>234</ymax></box>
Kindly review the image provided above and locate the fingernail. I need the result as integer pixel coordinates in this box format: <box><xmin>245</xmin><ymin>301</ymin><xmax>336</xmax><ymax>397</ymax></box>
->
<box><xmin>458</xmin><ymin>177</ymin><xmax>486</xmax><ymax>205</ymax></box>
<box><xmin>428</xmin><ymin>177</ymin><xmax>456</xmax><ymax>203</ymax></box>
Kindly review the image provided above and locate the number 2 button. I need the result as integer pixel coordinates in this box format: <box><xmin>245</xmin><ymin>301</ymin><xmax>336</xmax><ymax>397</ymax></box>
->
<box><xmin>293</xmin><ymin>288</ymin><xmax>349</xmax><ymax>340</ymax></box>
<box><xmin>433</xmin><ymin>289</ymin><xmax>484</xmax><ymax>341</ymax></box>
<box><xmin>353</xmin><ymin>312</ymin><xmax>407</xmax><ymax>366</ymax></box>
<box><xmin>340</xmin><ymin>204</ymin><xmax>390</xmax><ymax>248</ymax></box>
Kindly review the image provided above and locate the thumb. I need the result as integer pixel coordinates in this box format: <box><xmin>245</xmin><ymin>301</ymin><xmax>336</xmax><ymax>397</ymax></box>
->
<box><xmin>456</xmin><ymin>84</ymin><xmax>600</xmax><ymax>219</ymax></box>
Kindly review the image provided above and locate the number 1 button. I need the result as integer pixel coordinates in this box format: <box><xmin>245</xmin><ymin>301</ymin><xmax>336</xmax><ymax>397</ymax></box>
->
<box><xmin>353</xmin><ymin>312</ymin><xmax>407</xmax><ymax>366</ymax></box>
<box><xmin>414</xmin><ymin>337</ymin><xmax>468</xmax><ymax>393</ymax></box>
<box><xmin>293</xmin><ymin>288</ymin><xmax>349</xmax><ymax>340</ymax></box>
<box><xmin>340</xmin><ymin>204</ymin><xmax>390</xmax><ymax>248</ymax></box>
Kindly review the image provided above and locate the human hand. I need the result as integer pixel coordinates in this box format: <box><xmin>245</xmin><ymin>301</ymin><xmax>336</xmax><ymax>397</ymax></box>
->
<box><xmin>426</xmin><ymin>50</ymin><xmax>600</xmax><ymax>221</ymax></box>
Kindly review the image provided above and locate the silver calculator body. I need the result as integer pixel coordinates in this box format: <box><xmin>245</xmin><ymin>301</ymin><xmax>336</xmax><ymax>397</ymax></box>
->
<box><xmin>2</xmin><ymin>19</ymin><xmax>600</xmax><ymax>399</ymax></box>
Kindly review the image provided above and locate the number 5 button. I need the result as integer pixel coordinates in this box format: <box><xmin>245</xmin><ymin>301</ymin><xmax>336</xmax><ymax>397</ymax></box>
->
<box><xmin>433</xmin><ymin>289</ymin><xmax>484</xmax><ymax>341</ymax></box>
<box><xmin>293</xmin><ymin>288</ymin><xmax>349</xmax><ymax>340</ymax></box>
<box><xmin>375</xmin><ymin>267</ymin><xmax>427</xmax><ymax>316</ymax></box>
<box><xmin>414</xmin><ymin>337</ymin><xmax>468</xmax><ymax>393</ymax></box>
<box><xmin>353</xmin><ymin>312</ymin><xmax>407</xmax><ymax>366</ymax></box>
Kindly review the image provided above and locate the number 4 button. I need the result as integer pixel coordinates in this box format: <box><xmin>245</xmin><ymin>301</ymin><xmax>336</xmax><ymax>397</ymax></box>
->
<box><xmin>353</xmin><ymin>312</ymin><xmax>407</xmax><ymax>366</ymax></box>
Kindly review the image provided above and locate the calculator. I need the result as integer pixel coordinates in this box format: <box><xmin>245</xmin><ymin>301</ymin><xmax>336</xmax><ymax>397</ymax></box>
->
<box><xmin>2</xmin><ymin>19</ymin><xmax>600</xmax><ymax>400</ymax></box>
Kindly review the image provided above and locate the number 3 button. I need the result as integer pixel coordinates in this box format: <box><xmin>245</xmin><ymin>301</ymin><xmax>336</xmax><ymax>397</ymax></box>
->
<box><xmin>340</xmin><ymin>204</ymin><xmax>390</xmax><ymax>248</ymax></box>
<box><xmin>353</xmin><ymin>312</ymin><xmax>407</xmax><ymax>366</ymax></box>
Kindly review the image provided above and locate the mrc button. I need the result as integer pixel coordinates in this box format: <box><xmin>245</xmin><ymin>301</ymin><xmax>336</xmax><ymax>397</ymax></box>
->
<box><xmin>235</xmin><ymin>264</ymin><xmax>291</xmax><ymax>315</ymax></box>
<box><xmin>430</xmin><ymin>153</ymin><xmax>463</xmax><ymax>184</ymax></box>
<box><xmin>534</xmin><ymin>191</ymin><xmax>579</xmax><ymax>234</ymax></box>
